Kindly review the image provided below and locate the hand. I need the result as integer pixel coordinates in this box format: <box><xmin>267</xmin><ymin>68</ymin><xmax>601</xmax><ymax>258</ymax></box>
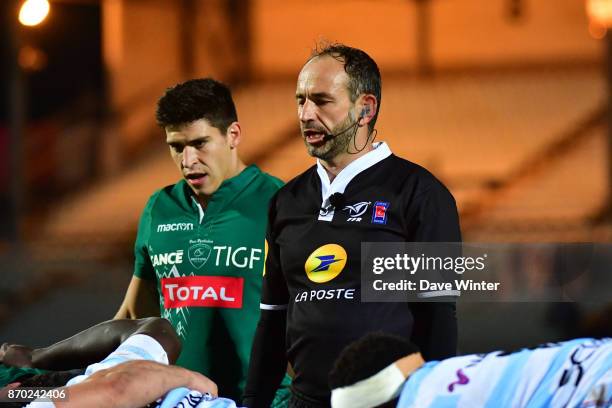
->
<box><xmin>0</xmin><ymin>343</ymin><xmax>34</xmax><ymax>368</ymax></box>
<box><xmin>67</xmin><ymin>361</ymin><xmax>219</xmax><ymax>408</ymax></box>
<box><xmin>0</xmin><ymin>382</ymin><xmax>21</xmax><ymax>402</ymax></box>
<box><xmin>180</xmin><ymin>366</ymin><xmax>218</xmax><ymax>398</ymax></box>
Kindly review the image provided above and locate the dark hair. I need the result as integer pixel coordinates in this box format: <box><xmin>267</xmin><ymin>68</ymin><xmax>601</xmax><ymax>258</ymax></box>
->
<box><xmin>155</xmin><ymin>78</ymin><xmax>238</xmax><ymax>133</ymax></box>
<box><xmin>328</xmin><ymin>332</ymin><xmax>419</xmax><ymax>391</ymax></box>
<box><xmin>310</xmin><ymin>43</ymin><xmax>381</xmax><ymax>134</ymax></box>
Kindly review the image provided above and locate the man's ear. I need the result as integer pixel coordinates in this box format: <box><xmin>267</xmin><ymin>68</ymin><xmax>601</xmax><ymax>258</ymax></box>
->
<box><xmin>226</xmin><ymin>121</ymin><xmax>242</xmax><ymax>149</ymax></box>
<box><xmin>358</xmin><ymin>94</ymin><xmax>377</xmax><ymax>127</ymax></box>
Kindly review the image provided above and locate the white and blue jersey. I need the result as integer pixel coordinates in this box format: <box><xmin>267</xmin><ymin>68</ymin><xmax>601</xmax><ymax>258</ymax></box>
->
<box><xmin>157</xmin><ymin>387</ymin><xmax>239</xmax><ymax>408</ymax></box>
<box><xmin>74</xmin><ymin>334</ymin><xmax>242</xmax><ymax>408</ymax></box>
<box><xmin>27</xmin><ymin>334</ymin><xmax>241</xmax><ymax>408</ymax></box>
<box><xmin>65</xmin><ymin>334</ymin><xmax>170</xmax><ymax>386</ymax></box>
<box><xmin>398</xmin><ymin>338</ymin><xmax>612</xmax><ymax>408</ymax></box>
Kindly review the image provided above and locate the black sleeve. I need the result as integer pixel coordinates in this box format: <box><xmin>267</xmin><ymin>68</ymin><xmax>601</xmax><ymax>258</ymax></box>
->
<box><xmin>243</xmin><ymin>309</ymin><xmax>288</xmax><ymax>408</ymax></box>
<box><xmin>243</xmin><ymin>193</ymin><xmax>290</xmax><ymax>407</ymax></box>
<box><xmin>260</xmin><ymin>192</ymin><xmax>290</xmax><ymax>307</ymax></box>
<box><xmin>408</xmin><ymin>180</ymin><xmax>461</xmax><ymax>243</ymax></box>
<box><xmin>408</xmin><ymin>180</ymin><xmax>461</xmax><ymax>359</ymax></box>
<box><xmin>409</xmin><ymin>302</ymin><xmax>458</xmax><ymax>360</ymax></box>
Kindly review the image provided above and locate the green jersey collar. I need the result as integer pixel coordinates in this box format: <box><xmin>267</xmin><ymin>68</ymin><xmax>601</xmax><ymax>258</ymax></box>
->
<box><xmin>178</xmin><ymin>164</ymin><xmax>261</xmax><ymax>216</ymax></box>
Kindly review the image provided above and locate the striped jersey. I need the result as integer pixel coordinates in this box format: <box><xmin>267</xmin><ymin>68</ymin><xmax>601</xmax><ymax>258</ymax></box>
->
<box><xmin>27</xmin><ymin>334</ymin><xmax>242</xmax><ymax>408</ymax></box>
<box><xmin>398</xmin><ymin>338</ymin><xmax>612</xmax><ymax>408</ymax></box>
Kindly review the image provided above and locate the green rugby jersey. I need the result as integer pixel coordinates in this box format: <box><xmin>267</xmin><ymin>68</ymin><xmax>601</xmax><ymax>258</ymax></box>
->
<box><xmin>0</xmin><ymin>364</ymin><xmax>48</xmax><ymax>387</ymax></box>
<box><xmin>133</xmin><ymin>165</ymin><xmax>285</xmax><ymax>401</ymax></box>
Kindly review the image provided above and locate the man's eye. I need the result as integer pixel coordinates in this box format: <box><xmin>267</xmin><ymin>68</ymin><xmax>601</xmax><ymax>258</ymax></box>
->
<box><xmin>170</xmin><ymin>145</ymin><xmax>183</xmax><ymax>153</ymax></box>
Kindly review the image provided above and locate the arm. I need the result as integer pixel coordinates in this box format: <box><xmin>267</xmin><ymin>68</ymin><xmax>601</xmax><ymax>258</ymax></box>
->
<box><xmin>114</xmin><ymin>276</ymin><xmax>159</xmax><ymax>319</ymax></box>
<box><xmin>410</xmin><ymin>302</ymin><xmax>457</xmax><ymax>360</ymax></box>
<box><xmin>53</xmin><ymin>360</ymin><xmax>217</xmax><ymax>408</ymax></box>
<box><xmin>408</xmin><ymin>181</ymin><xmax>461</xmax><ymax>360</ymax></box>
<box><xmin>115</xmin><ymin>194</ymin><xmax>159</xmax><ymax>320</ymax></box>
<box><xmin>1</xmin><ymin>317</ymin><xmax>181</xmax><ymax>371</ymax></box>
<box><xmin>243</xmin><ymin>194</ymin><xmax>290</xmax><ymax>408</ymax></box>
<box><xmin>243</xmin><ymin>310</ymin><xmax>288</xmax><ymax>408</ymax></box>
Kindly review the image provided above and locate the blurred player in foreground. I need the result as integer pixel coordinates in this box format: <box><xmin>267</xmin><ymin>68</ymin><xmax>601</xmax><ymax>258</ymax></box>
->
<box><xmin>22</xmin><ymin>360</ymin><xmax>219</xmax><ymax>408</ymax></box>
<box><xmin>3</xmin><ymin>325</ymin><xmax>609</xmax><ymax>407</ymax></box>
<box><xmin>328</xmin><ymin>332</ymin><xmax>612</xmax><ymax>408</ymax></box>
<box><xmin>0</xmin><ymin>317</ymin><xmax>180</xmax><ymax>388</ymax></box>
<box><xmin>0</xmin><ymin>318</ymin><xmax>229</xmax><ymax>407</ymax></box>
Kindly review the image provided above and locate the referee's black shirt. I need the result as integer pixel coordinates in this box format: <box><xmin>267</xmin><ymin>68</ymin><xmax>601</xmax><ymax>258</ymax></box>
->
<box><xmin>245</xmin><ymin>143</ymin><xmax>461</xmax><ymax>407</ymax></box>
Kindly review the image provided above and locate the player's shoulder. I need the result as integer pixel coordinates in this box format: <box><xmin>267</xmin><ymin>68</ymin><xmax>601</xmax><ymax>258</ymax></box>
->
<box><xmin>155</xmin><ymin>180</ymin><xmax>184</xmax><ymax>200</ymax></box>
<box><xmin>385</xmin><ymin>155</ymin><xmax>442</xmax><ymax>188</ymax></box>
<box><xmin>240</xmin><ymin>166</ymin><xmax>284</xmax><ymax>208</ymax></box>
<box><xmin>385</xmin><ymin>155</ymin><xmax>454</xmax><ymax>200</ymax></box>
<box><xmin>251</xmin><ymin>165</ymin><xmax>284</xmax><ymax>191</ymax></box>
<box><xmin>144</xmin><ymin>180</ymin><xmax>190</xmax><ymax>212</ymax></box>
<box><xmin>275</xmin><ymin>165</ymin><xmax>318</xmax><ymax>200</ymax></box>
<box><xmin>397</xmin><ymin>360</ymin><xmax>441</xmax><ymax>408</ymax></box>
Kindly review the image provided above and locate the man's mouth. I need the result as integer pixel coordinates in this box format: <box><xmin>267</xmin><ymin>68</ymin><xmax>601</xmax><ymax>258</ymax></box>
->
<box><xmin>185</xmin><ymin>172</ymin><xmax>207</xmax><ymax>186</ymax></box>
<box><xmin>303</xmin><ymin>129</ymin><xmax>327</xmax><ymax>146</ymax></box>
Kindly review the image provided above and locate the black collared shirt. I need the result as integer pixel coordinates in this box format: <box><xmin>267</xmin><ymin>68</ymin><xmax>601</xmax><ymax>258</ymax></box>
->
<box><xmin>256</xmin><ymin>145</ymin><xmax>461</xmax><ymax>405</ymax></box>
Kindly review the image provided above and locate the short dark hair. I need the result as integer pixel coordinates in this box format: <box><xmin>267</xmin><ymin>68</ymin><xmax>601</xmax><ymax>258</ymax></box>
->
<box><xmin>329</xmin><ymin>332</ymin><xmax>419</xmax><ymax>391</ymax></box>
<box><xmin>155</xmin><ymin>78</ymin><xmax>238</xmax><ymax>133</ymax></box>
<box><xmin>310</xmin><ymin>43</ymin><xmax>381</xmax><ymax>134</ymax></box>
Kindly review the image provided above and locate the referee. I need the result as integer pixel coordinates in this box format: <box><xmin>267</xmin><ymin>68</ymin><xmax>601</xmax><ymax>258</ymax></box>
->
<box><xmin>243</xmin><ymin>44</ymin><xmax>461</xmax><ymax>408</ymax></box>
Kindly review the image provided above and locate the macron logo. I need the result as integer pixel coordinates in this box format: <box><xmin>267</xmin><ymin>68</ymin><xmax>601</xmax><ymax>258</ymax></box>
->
<box><xmin>157</xmin><ymin>223</ymin><xmax>194</xmax><ymax>232</ymax></box>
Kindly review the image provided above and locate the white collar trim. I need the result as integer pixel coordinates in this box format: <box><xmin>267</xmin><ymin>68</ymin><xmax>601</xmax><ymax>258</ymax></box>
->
<box><xmin>316</xmin><ymin>142</ymin><xmax>392</xmax><ymax>221</ymax></box>
<box><xmin>191</xmin><ymin>196</ymin><xmax>205</xmax><ymax>223</ymax></box>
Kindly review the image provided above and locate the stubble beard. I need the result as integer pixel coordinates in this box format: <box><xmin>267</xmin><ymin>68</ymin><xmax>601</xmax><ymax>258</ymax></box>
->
<box><xmin>304</xmin><ymin>112</ymin><xmax>356</xmax><ymax>161</ymax></box>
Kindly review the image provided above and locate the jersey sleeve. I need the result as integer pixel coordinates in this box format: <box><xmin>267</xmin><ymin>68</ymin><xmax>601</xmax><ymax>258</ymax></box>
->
<box><xmin>409</xmin><ymin>180</ymin><xmax>461</xmax><ymax>243</ymax></box>
<box><xmin>405</xmin><ymin>180</ymin><xmax>462</xmax><ymax>297</ymax></box>
<box><xmin>405</xmin><ymin>179</ymin><xmax>460</xmax><ymax>359</ymax></box>
<box><xmin>133</xmin><ymin>193</ymin><xmax>157</xmax><ymax>280</ymax></box>
<box><xmin>260</xmin><ymin>192</ymin><xmax>290</xmax><ymax>311</ymax></box>
<box><xmin>243</xmin><ymin>193</ymin><xmax>290</xmax><ymax>407</ymax></box>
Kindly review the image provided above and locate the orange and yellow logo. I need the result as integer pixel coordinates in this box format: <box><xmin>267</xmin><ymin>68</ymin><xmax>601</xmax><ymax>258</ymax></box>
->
<box><xmin>304</xmin><ymin>244</ymin><xmax>347</xmax><ymax>283</ymax></box>
<box><xmin>263</xmin><ymin>239</ymin><xmax>269</xmax><ymax>276</ymax></box>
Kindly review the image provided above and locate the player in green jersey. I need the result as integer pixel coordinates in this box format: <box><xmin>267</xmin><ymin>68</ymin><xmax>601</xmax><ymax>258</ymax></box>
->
<box><xmin>115</xmin><ymin>78</ymin><xmax>290</xmax><ymax>404</ymax></box>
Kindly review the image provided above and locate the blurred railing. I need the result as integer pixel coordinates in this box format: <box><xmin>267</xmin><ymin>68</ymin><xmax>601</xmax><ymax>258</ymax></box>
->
<box><xmin>23</xmin><ymin>90</ymin><xmax>104</xmax><ymax>212</ymax></box>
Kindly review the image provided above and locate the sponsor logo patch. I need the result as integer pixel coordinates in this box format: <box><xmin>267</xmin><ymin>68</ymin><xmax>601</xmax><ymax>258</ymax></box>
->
<box><xmin>342</xmin><ymin>201</ymin><xmax>371</xmax><ymax>222</ymax></box>
<box><xmin>157</xmin><ymin>223</ymin><xmax>194</xmax><ymax>232</ymax></box>
<box><xmin>161</xmin><ymin>276</ymin><xmax>244</xmax><ymax>309</ymax></box>
<box><xmin>188</xmin><ymin>240</ymin><xmax>212</xmax><ymax>269</ymax></box>
<box><xmin>263</xmin><ymin>239</ymin><xmax>269</xmax><ymax>277</ymax></box>
<box><xmin>151</xmin><ymin>250</ymin><xmax>184</xmax><ymax>267</ymax></box>
<box><xmin>372</xmin><ymin>201</ymin><xmax>390</xmax><ymax>225</ymax></box>
<box><xmin>304</xmin><ymin>244</ymin><xmax>347</xmax><ymax>283</ymax></box>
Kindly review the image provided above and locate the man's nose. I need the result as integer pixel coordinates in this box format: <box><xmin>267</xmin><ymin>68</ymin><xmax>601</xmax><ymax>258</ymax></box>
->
<box><xmin>181</xmin><ymin>145</ymin><xmax>198</xmax><ymax>168</ymax></box>
<box><xmin>299</xmin><ymin>99</ymin><xmax>317</xmax><ymax>123</ymax></box>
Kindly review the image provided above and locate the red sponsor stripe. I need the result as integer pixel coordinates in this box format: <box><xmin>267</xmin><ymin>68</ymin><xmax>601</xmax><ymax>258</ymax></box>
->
<box><xmin>161</xmin><ymin>276</ymin><xmax>244</xmax><ymax>309</ymax></box>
